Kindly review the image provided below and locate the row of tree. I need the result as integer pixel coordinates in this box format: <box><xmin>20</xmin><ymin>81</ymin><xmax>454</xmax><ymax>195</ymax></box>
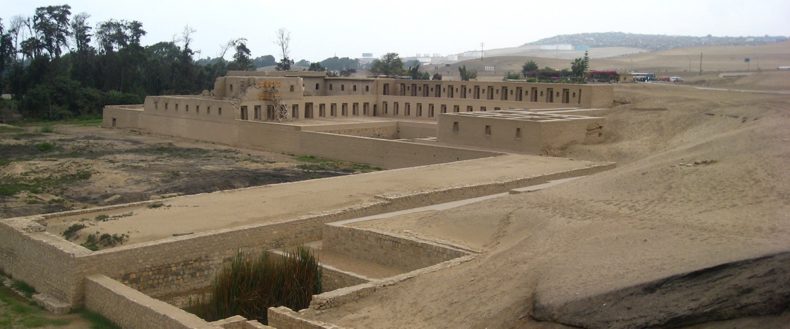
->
<box><xmin>510</xmin><ymin>52</ymin><xmax>589</xmax><ymax>82</ymax></box>
<box><xmin>0</xmin><ymin>5</ymin><xmax>308</xmax><ymax>120</ymax></box>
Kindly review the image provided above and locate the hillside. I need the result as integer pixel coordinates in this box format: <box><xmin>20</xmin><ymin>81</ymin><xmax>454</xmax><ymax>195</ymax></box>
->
<box><xmin>527</xmin><ymin>32</ymin><xmax>788</xmax><ymax>51</ymax></box>
<box><xmin>434</xmin><ymin>41</ymin><xmax>790</xmax><ymax>80</ymax></box>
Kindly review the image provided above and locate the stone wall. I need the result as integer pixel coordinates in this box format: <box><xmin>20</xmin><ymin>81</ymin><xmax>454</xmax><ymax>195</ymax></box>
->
<box><xmin>321</xmin><ymin>224</ymin><xmax>468</xmax><ymax>272</ymax></box>
<box><xmin>299</xmin><ymin>131</ymin><xmax>497</xmax><ymax>169</ymax></box>
<box><xmin>437</xmin><ymin>112</ymin><xmax>606</xmax><ymax>154</ymax></box>
<box><xmin>268</xmin><ymin>306</ymin><xmax>345</xmax><ymax>329</ymax></box>
<box><xmin>84</xmin><ymin>274</ymin><xmax>219</xmax><ymax>329</ymax></box>
<box><xmin>78</xmin><ymin>200</ymin><xmax>394</xmax><ymax>301</ymax></box>
<box><xmin>0</xmin><ymin>219</ymin><xmax>85</xmax><ymax>309</ymax></box>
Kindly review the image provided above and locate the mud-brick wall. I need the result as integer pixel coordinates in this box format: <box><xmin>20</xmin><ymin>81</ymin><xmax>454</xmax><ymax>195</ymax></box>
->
<box><xmin>322</xmin><ymin>225</ymin><xmax>467</xmax><ymax>272</ymax></box>
<box><xmin>0</xmin><ymin>220</ymin><xmax>86</xmax><ymax>307</ymax></box>
<box><xmin>77</xmin><ymin>201</ymin><xmax>394</xmax><ymax>300</ymax></box>
<box><xmin>299</xmin><ymin>131</ymin><xmax>497</xmax><ymax>169</ymax></box>
<box><xmin>102</xmin><ymin>106</ymin><xmax>142</xmax><ymax>129</ymax></box>
<box><xmin>84</xmin><ymin>274</ymin><xmax>219</xmax><ymax>329</ymax></box>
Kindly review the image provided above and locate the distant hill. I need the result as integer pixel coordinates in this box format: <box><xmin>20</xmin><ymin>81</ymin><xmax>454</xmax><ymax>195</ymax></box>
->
<box><xmin>526</xmin><ymin>32</ymin><xmax>788</xmax><ymax>51</ymax></box>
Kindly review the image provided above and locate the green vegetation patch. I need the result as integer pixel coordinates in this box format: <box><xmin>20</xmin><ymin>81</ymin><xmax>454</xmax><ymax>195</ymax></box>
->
<box><xmin>80</xmin><ymin>232</ymin><xmax>129</xmax><ymax>251</ymax></box>
<box><xmin>10</xmin><ymin>280</ymin><xmax>36</xmax><ymax>299</ymax></box>
<box><xmin>190</xmin><ymin>247</ymin><xmax>321</xmax><ymax>324</ymax></box>
<box><xmin>62</xmin><ymin>224</ymin><xmax>87</xmax><ymax>241</ymax></box>
<box><xmin>0</xmin><ymin>285</ymin><xmax>70</xmax><ymax>328</ymax></box>
<box><xmin>295</xmin><ymin>155</ymin><xmax>381</xmax><ymax>173</ymax></box>
<box><xmin>0</xmin><ymin>170</ymin><xmax>92</xmax><ymax>197</ymax></box>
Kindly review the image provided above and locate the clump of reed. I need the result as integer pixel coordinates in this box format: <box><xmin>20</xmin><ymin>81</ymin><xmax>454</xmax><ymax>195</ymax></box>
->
<box><xmin>191</xmin><ymin>247</ymin><xmax>321</xmax><ymax>324</ymax></box>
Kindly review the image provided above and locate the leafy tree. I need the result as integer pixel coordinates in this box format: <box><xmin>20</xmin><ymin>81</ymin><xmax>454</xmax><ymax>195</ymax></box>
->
<box><xmin>408</xmin><ymin>64</ymin><xmax>429</xmax><ymax>80</ymax></box>
<box><xmin>69</xmin><ymin>12</ymin><xmax>94</xmax><ymax>86</ymax></box>
<box><xmin>320</xmin><ymin>56</ymin><xmax>359</xmax><ymax>71</ymax></box>
<box><xmin>0</xmin><ymin>20</ymin><xmax>14</xmax><ymax>92</ymax></box>
<box><xmin>275</xmin><ymin>57</ymin><xmax>293</xmax><ymax>71</ymax></box>
<box><xmin>252</xmin><ymin>55</ymin><xmax>276</xmax><ymax>68</ymax></box>
<box><xmin>308</xmin><ymin>62</ymin><xmax>325</xmax><ymax>71</ymax></box>
<box><xmin>32</xmin><ymin>5</ymin><xmax>72</xmax><ymax>58</ymax></box>
<box><xmin>458</xmin><ymin>65</ymin><xmax>477</xmax><ymax>81</ymax></box>
<box><xmin>432</xmin><ymin>73</ymin><xmax>442</xmax><ymax>80</ymax></box>
<box><xmin>503</xmin><ymin>72</ymin><xmax>521</xmax><ymax>80</ymax></box>
<box><xmin>369</xmin><ymin>53</ymin><xmax>403</xmax><ymax>76</ymax></box>
<box><xmin>522</xmin><ymin>60</ymin><xmax>538</xmax><ymax>78</ymax></box>
<box><xmin>228</xmin><ymin>38</ymin><xmax>253</xmax><ymax>71</ymax></box>
<box><xmin>571</xmin><ymin>51</ymin><xmax>589</xmax><ymax>82</ymax></box>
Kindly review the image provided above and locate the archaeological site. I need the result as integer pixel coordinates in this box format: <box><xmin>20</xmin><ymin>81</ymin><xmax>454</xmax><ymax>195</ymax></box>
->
<box><xmin>2</xmin><ymin>65</ymin><xmax>788</xmax><ymax>329</ymax></box>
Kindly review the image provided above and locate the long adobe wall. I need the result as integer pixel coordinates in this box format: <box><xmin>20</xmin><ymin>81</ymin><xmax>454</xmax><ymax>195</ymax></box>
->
<box><xmin>299</xmin><ymin>131</ymin><xmax>497</xmax><ymax>169</ymax></box>
<box><xmin>103</xmin><ymin>101</ymin><xmax>498</xmax><ymax>169</ymax></box>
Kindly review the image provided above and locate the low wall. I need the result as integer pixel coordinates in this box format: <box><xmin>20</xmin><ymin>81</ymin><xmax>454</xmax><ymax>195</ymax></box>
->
<box><xmin>102</xmin><ymin>106</ymin><xmax>142</xmax><ymax>129</ymax></box>
<box><xmin>321</xmin><ymin>225</ymin><xmax>468</xmax><ymax>272</ymax></box>
<box><xmin>299</xmin><ymin>131</ymin><xmax>497</xmax><ymax>169</ymax></box>
<box><xmin>237</xmin><ymin>121</ymin><xmax>302</xmax><ymax>153</ymax></box>
<box><xmin>84</xmin><ymin>274</ymin><xmax>219</xmax><ymax>329</ymax></box>
<box><xmin>301</xmin><ymin>122</ymin><xmax>399</xmax><ymax>139</ymax></box>
<box><xmin>268</xmin><ymin>306</ymin><xmax>345</xmax><ymax>329</ymax></box>
<box><xmin>0</xmin><ymin>219</ymin><xmax>85</xmax><ymax>310</ymax></box>
<box><xmin>78</xmin><ymin>200</ymin><xmax>394</xmax><ymax>301</ymax></box>
<box><xmin>396</xmin><ymin>121</ymin><xmax>437</xmax><ymax>139</ymax></box>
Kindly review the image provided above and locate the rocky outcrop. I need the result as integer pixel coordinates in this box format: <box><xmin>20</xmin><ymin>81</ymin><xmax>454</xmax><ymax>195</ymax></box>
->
<box><xmin>531</xmin><ymin>251</ymin><xmax>790</xmax><ymax>329</ymax></box>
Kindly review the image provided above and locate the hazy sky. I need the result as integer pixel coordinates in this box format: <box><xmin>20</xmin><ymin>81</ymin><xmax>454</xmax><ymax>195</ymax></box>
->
<box><xmin>4</xmin><ymin>0</ymin><xmax>789</xmax><ymax>61</ymax></box>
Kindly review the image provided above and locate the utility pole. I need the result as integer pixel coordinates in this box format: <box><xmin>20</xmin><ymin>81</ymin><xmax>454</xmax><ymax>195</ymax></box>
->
<box><xmin>699</xmin><ymin>52</ymin><xmax>703</xmax><ymax>75</ymax></box>
<box><xmin>480</xmin><ymin>42</ymin><xmax>484</xmax><ymax>61</ymax></box>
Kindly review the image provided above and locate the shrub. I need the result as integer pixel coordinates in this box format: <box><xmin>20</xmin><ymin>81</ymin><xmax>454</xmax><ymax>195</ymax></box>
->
<box><xmin>62</xmin><ymin>224</ymin><xmax>86</xmax><ymax>240</ymax></box>
<box><xmin>35</xmin><ymin>142</ymin><xmax>55</xmax><ymax>152</ymax></box>
<box><xmin>81</xmin><ymin>232</ymin><xmax>128</xmax><ymax>251</ymax></box>
<box><xmin>191</xmin><ymin>247</ymin><xmax>322</xmax><ymax>324</ymax></box>
<box><xmin>39</xmin><ymin>124</ymin><xmax>54</xmax><ymax>133</ymax></box>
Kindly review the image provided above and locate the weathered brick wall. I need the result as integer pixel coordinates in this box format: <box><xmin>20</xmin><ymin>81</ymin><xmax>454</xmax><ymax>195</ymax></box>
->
<box><xmin>321</xmin><ymin>225</ymin><xmax>468</xmax><ymax>272</ymax></box>
<box><xmin>268</xmin><ymin>306</ymin><xmax>345</xmax><ymax>329</ymax></box>
<box><xmin>76</xmin><ymin>200</ymin><xmax>394</xmax><ymax>301</ymax></box>
<box><xmin>84</xmin><ymin>274</ymin><xmax>220</xmax><ymax>329</ymax></box>
<box><xmin>0</xmin><ymin>219</ymin><xmax>86</xmax><ymax>307</ymax></box>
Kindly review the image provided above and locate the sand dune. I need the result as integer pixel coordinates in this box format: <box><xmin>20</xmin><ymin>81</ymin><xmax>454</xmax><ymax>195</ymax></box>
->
<box><xmin>302</xmin><ymin>84</ymin><xmax>790</xmax><ymax>328</ymax></box>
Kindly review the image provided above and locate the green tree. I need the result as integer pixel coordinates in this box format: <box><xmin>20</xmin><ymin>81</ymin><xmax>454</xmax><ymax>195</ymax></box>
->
<box><xmin>503</xmin><ymin>72</ymin><xmax>521</xmax><ymax>80</ymax></box>
<box><xmin>570</xmin><ymin>51</ymin><xmax>589</xmax><ymax>82</ymax></box>
<box><xmin>432</xmin><ymin>73</ymin><xmax>442</xmax><ymax>80</ymax></box>
<box><xmin>228</xmin><ymin>38</ymin><xmax>253</xmax><ymax>71</ymax></box>
<box><xmin>308</xmin><ymin>62</ymin><xmax>325</xmax><ymax>71</ymax></box>
<box><xmin>0</xmin><ymin>19</ymin><xmax>15</xmax><ymax>92</ymax></box>
<box><xmin>408</xmin><ymin>64</ymin><xmax>429</xmax><ymax>80</ymax></box>
<box><xmin>369</xmin><ymin>53</ymin><xmax>403</xmax><ymax>76</ymax></box>
<box><xmin>252</xmin><ymin>55</ymin><xmax>276</xmax><ymax>68</ymax></box>
<box><xmin>458</xmin><ymin>65</ymin><xmax>477</xmax><ymax>81</ymax></box>
<box><xmin>522</xmin><ymin>60</ymin><xmax>538</xmax><ymax>78</ymax></box>
<box><xmin>32</xmin><ymin>5</ymin><xmax>72</xmax><ymax>58</ymax></box>
<box><xmin>69</xmin><ymin>12</ymin><xmax>95</xmax><ymax>87</ymax></box>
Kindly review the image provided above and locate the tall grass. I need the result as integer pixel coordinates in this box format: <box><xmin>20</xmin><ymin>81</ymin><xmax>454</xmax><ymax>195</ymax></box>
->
<box><xmin>191</xmin><ymin>247</ymin><xmax>321</xmax><ymax>324</ymax></box>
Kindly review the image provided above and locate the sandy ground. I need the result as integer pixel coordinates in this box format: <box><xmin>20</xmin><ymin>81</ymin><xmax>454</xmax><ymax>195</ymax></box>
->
<box><xmin>42</xmin><ymin>154</ymin><xmax>607</xmax><ymax>246</ymax></box>
<box><xmin>300</xmin><ymin>84</ymin><xmax>790</xmax><ymax>328</ymax></box>
<box><xmin>0</xmin><ymin>124</ymin><xmax>379</xmax><ymax>220</ymax></box>
<box><xmin>438</xmin><ymin>41</ymin><xmax>790</xmax><ymax>81</ymax></box>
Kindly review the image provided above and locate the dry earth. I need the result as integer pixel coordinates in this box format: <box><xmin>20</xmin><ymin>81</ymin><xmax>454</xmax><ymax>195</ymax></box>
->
<box><xmin>0</xmin><ymin>124</ymin><xmax>376</xmax><ymax>220</ymax></box>
<box><xmin>301</xmin><ymin>84</ymin><xmax>790</xmax><ymax>328</ymax></box>
<box><xmin>435</xmin><ymin>41</ymin><xmax>790</xmax><ymax>80</ymax></box>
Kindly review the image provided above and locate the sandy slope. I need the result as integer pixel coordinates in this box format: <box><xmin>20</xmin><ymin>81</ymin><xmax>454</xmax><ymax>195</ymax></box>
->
<box><xmin>303</xmin><ymin>85</ymin><xmax>790</xmax><ymax>328</ymax></box>
<box><xmin>436</xmin><ymin>41</ymin><xmax>790</xmax><ymax>80</ymax></box>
